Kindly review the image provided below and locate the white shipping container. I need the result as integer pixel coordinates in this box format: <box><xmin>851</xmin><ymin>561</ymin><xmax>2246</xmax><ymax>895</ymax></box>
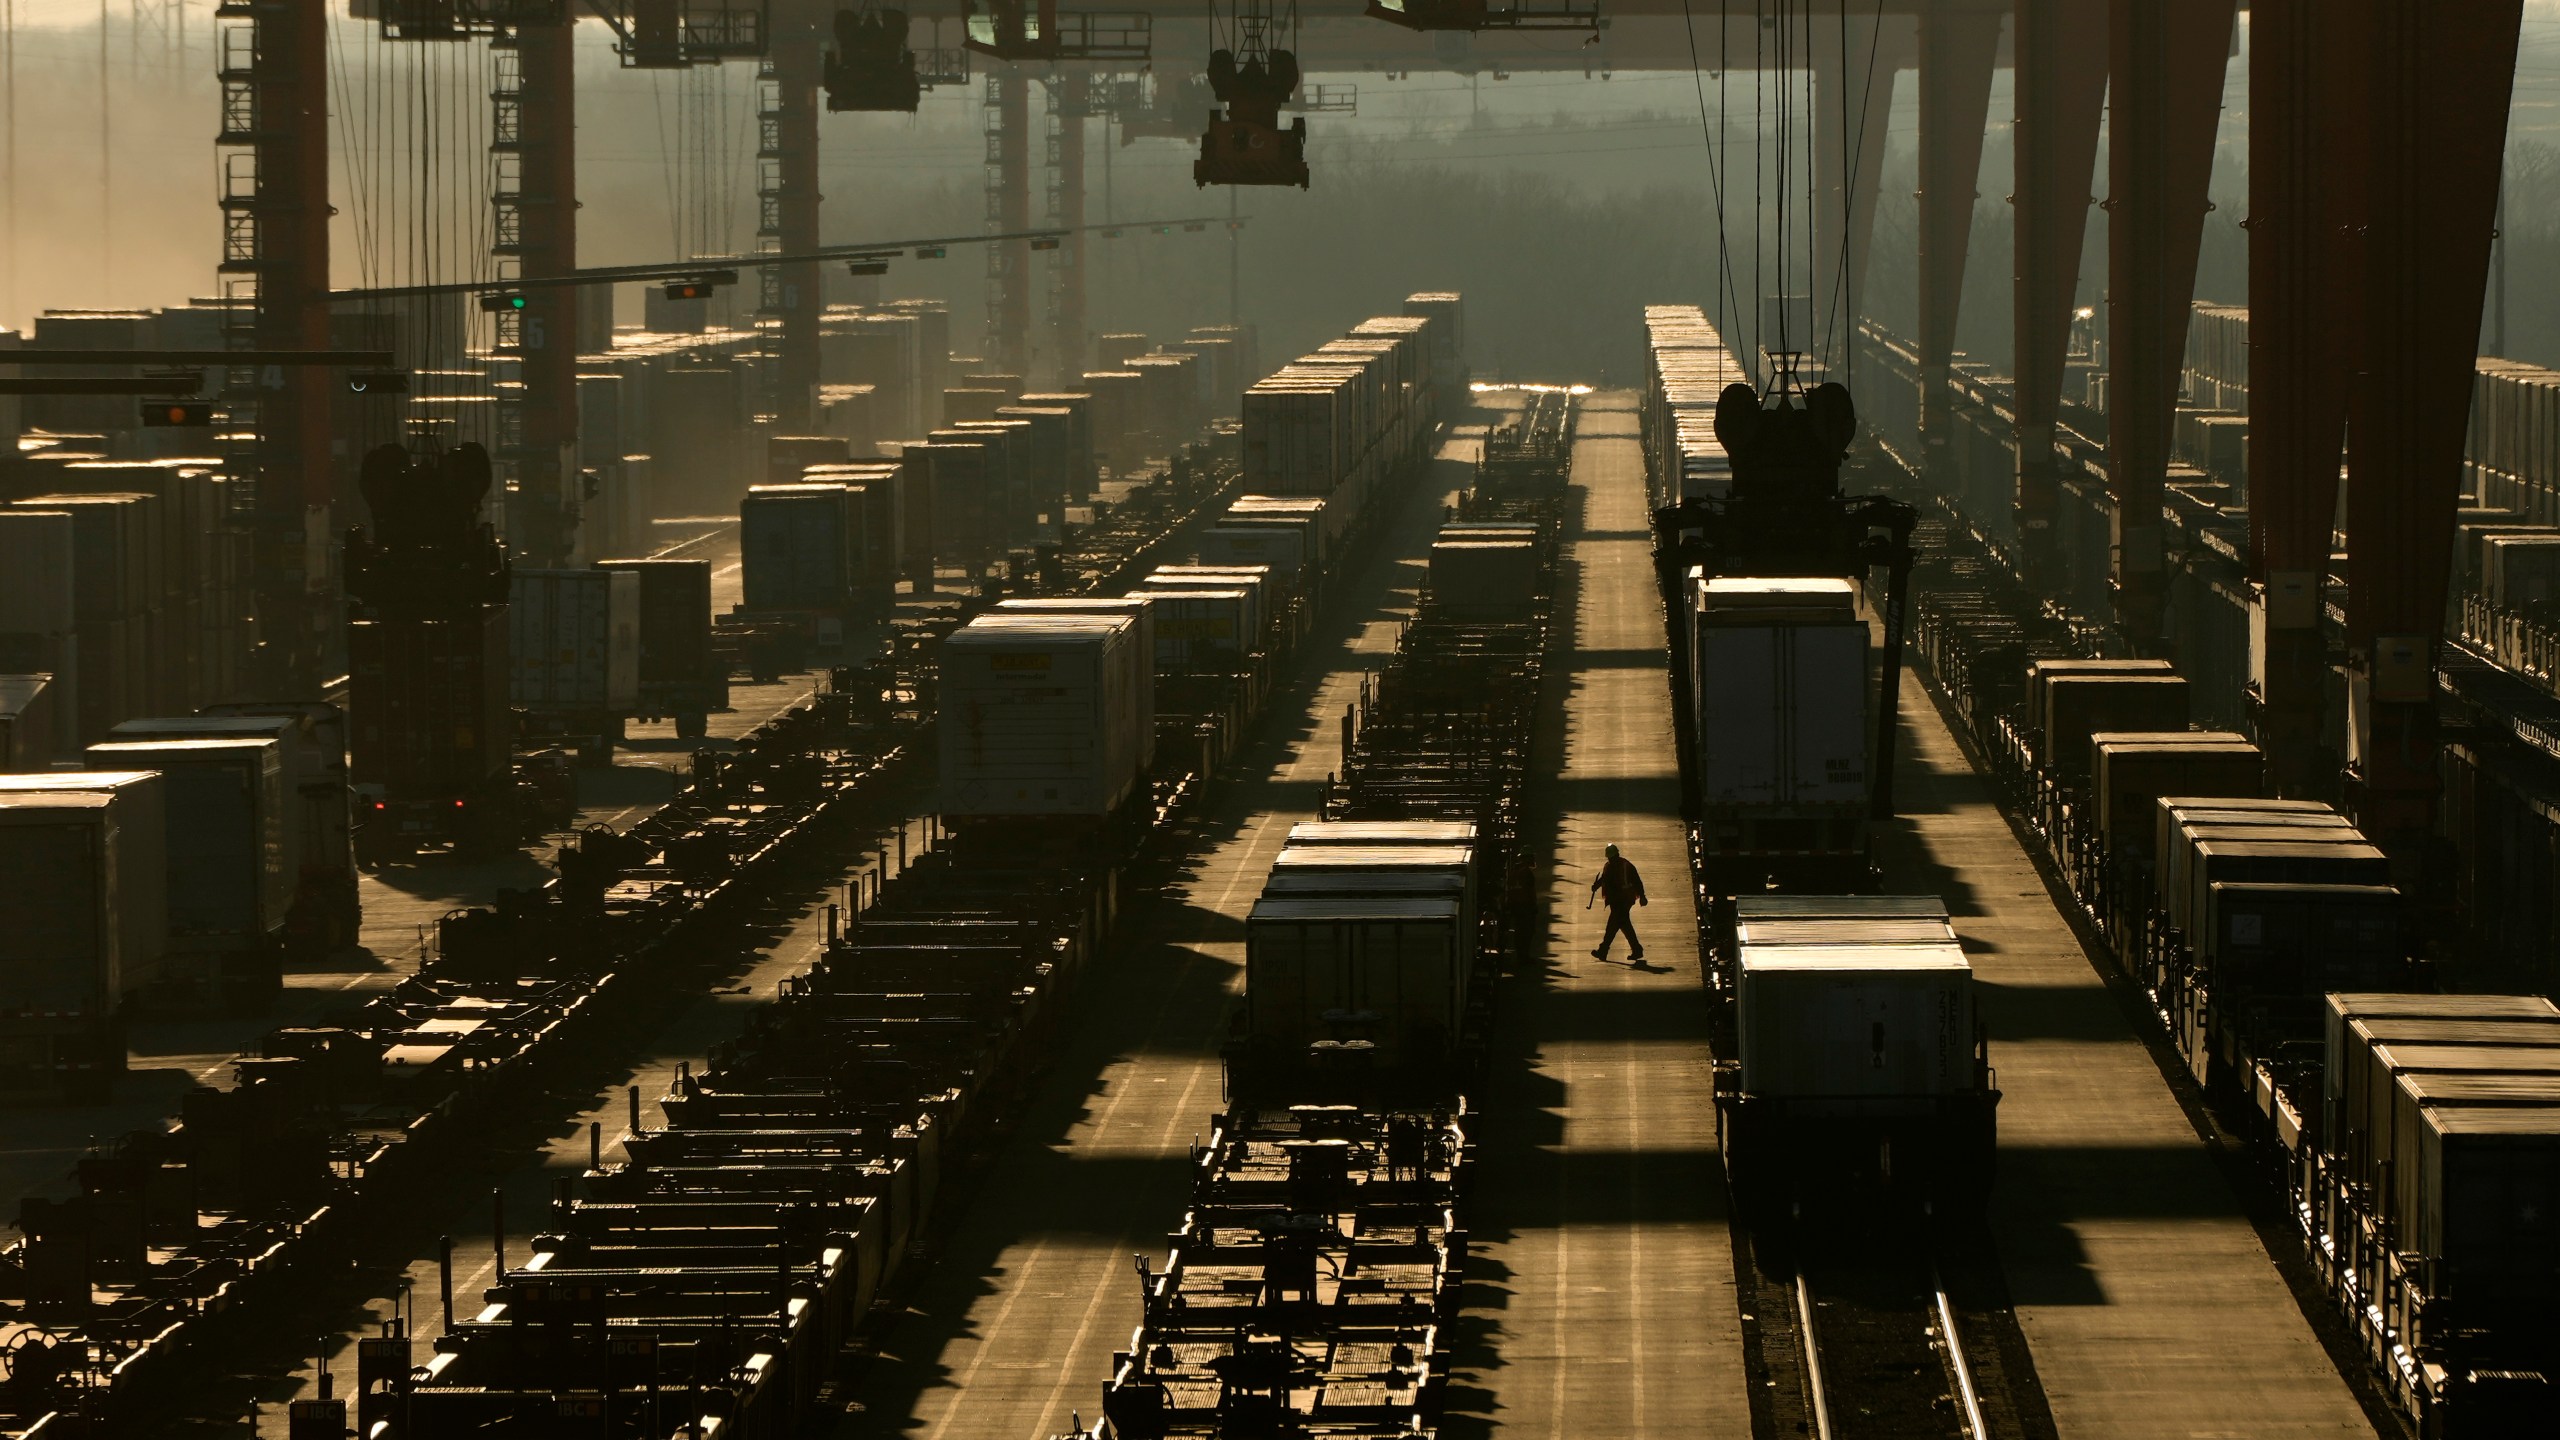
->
<box><xmin>510</xmin><ymin>568</ymin><xmax>641</xmax><ymax>714</ymax></box>
<box><xmin>1146</xmin><ymin>567</ymin><xmax>1274</xmax><ymax>639</ymax></box>
<box><xmin>993</xmin><ymin>597</ymin><xmax>1156</xmax><ymax>769</ymax></box>
<box><xmin>0</xmin><ymin>793</ymin><xmax>127</xmax><ymax>1013</ymax></box>
<box><xmin>1244</xmin><ymin>896</ymin><xmax>1466</xmax><ymax>1061</ymax></box>
<box><xmin>84</xmin><ymin>737</ymin><xmax>286</xmax><ymax>945</ymax></box>
<box><xmin>1267</xmin><ymin>844</ymin><xmax>1478</xmax><ymax>967</ymax></box>
<box><xmin>0</xmin><ymin>770</ymin><xmax>167</xmax><ymax>998</ymax></box>
<box><xmin>1693</xmin><ymin>578</ymin><xmax>1868</xmax><ymax>807</ymax></box>
<box><xmin>1736</xmin><ymin>941</ymin><xmax>1976</xmax><ymax>1100</ymax></box>
<box><xmin>939</xmin><ymin>614</ymin><xmax>1146</xmax><ymax>817</ymax></box>
<box><xmin>1286</xmin><ymin>820</ymin><xmax>1479</xmax><ymax>849</ymax></box>
<box><xmin>1122</xmin><ymin>588</ymin><xmax>1251</xmax><ymax>669</ymax></box>
<box><xmin>112</xmin><ymin>709</ymin><xmax>351</xmax><ymax>910</ymax></box>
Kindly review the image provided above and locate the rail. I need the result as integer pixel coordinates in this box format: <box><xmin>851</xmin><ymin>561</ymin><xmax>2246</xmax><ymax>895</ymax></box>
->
<box><xmin>1774</xmin><ymin>1228</ymin><xmax>1993</xmax><ymax>1440</ymax></box>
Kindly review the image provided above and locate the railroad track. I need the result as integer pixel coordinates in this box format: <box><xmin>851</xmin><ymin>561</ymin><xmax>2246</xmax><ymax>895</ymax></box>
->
<box><xmin>1740</xmin><ymin>1215</ymin><xmax>2054</xmax><ymax>1440</ymax></box>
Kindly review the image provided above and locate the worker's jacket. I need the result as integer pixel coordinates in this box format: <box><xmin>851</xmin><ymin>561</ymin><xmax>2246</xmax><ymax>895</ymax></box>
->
<box><xmin>1591</xmin><ymin>855</ymin><xmax>1646</xmax><ymax>908</ymax></box>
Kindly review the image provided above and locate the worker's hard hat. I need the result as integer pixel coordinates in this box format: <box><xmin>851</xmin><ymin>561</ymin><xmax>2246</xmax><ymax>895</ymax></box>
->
<box><xmin>1604</xmin><ymin>843</ymin><xmax>1620</xmax><ymax>858</ymax></box>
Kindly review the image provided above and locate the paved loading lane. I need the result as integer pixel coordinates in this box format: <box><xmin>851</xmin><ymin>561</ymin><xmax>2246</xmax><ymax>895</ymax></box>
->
<box><xmin>1876</xmin><ymin>665</ymin><xmax>2378</xmax><ymax>1436</ymax></box>
<box><xmin>1454</xmin><ymin>392</ymin><xmax>1751</xmax><ymax>1438</ymax></box>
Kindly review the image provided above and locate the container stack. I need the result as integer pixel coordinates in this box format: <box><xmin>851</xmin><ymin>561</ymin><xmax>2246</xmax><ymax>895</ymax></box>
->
<box><xmin>83</xmin><ymin>735</ymin><xmax>287</xmax><ymax>1007</ymax></box>
<box><xmin>0</xmin><ymin>509</ymin><xmax>80</xmax><ymax>759</ymax></box>
<box><xmin>2307</xmin><ymin>992</ymin><xmax>2560</xmax><ymax>1431</ymax></box>
<box><xmin>1243</xmin><ymin>823</ymin><xmax>1481</xmax><ymax>1067</ymax></box>
<box><xmin>1722</xmin><ymin>895</ymin><xmax>1995</xmax><ymax>1211</ymax></box>
<box><xmin>1639</xmin><ymin>304</ymin><xmax>1748</xmax><ymax>502</ymax></box>
<box><xmin>12</xmin><ymin>491</ymin><xmax>158</xmax><ymax>741</ymax></box>
<box><xmin>1685</xmin><ymin>575</ymin><xmax>1872</xmax><ymax>873</ymax></box>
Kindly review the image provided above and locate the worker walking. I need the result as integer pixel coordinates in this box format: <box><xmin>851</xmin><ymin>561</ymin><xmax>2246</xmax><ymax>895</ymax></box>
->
<box><xmin>1588</xmin><ymin>843</ymin><xmax>1647</xmax><ymax>962</ymax></box>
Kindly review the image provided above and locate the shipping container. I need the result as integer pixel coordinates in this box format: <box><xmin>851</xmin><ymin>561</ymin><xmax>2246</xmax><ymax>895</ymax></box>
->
<box><xmin>1691</xmin><ymin>576</ymin><xmax>1869</xmax><ymax>811</ymax></box>
<box><xmin>938</xmin><ymin>614</ymin><xmax>1147</xmax><ymax>817</ymax></box>
<box><xmin>2092</xmin><ymin>732</ymin><xmax>2264</xmax><ymax>854</ymax></box>
<box><xmin>0</xmin><ymin>674</ymin><xmax>59</xmax><ymax>771</ymax></box>
<box><xmin>598</xmin><ymin>558</ymin><xmax>725</xmax><ymax>734</ymax></box>
<box><xmin>1427</xmin><ymin>539</ymin><xmax>1538</xmax><ymax>618</ymax></box>
<box><xmin>2040</xmin><ymin>672</ymin><xmax>2190</xmax><ymax>780</ymax></box>
<box><xmin>83</xmin><ymin>736</ymin><xmax>288</xmax><ymax>972</ymax></box>
<box><xmin>1285</xmin><ymin>820</ymin><xmax>1479</xmax><ymax>849</ymax></box>
<box><xmin>1267</xmin><ymin>844</ymin><xmax>1479</xmax><ymax>956</ymax></box>
<box><xmin>0</xmin><ymin>793</ymin><xmax>130</xmax><ymax>1015</ymax></box>
<box><xmin>1736</xmin><ymin>940</ymin><xmax>1977</xmax><ymax>1101</ymax></box>
<box><xmin>2323</xmin><ymin>993</ymin><xmax>2560</xmax><ymax>1137</ymax></box>
<box><xmin>740</xmin><ymin>483</ymin><xmax>863</xmax><ymax>615</ymax></box>
<box><xmin>1243</xmin><ymin>897</ymin><xmax>1467</xmax><ymax>1063</ymax></box>
<box><xmin>510</xmin><ymin>568</ymin><xmax>641</xmax><ymax>719</ymax></box>
<box><xmin>1122</xmin><ymin>587</ymin><xmax>1253</xmax><ymax>669</ymax></box>
<box><xmin>349</xmin><ymin>609</ymin><xmax>512</xmax><ymax>799</ymax></box>
<box><xmin>0</xmin><ymin>771</ymin><xmax>167</xmax><ymax>999</ymax></box>
<box><xmin>1137</xmin><ymin>568</ymin><xmax>1271</xmax><ymax>647</ymax></box>
<box><xmin>991</xmin><ymin>598</ymin><xmax>1156</xmax><ymax>770</ymax></box>
<box><xmin>2024</xmin><ymin>658</ymin><xmax>2176</xmax><ymax>758</ymax></box>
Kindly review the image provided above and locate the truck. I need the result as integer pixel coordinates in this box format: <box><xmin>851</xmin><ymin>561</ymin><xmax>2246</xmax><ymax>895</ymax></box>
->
<box><xmin>84</xmin><ymin>735</ymin><xmax>288</xmax><ymax>1009</ymax></box>
<box><xmin>599</xmin><ymin>558</ymin><xmax>726</xmax><ymax>739</ymax></box>
<box><xmin>111</xmin><ymin>702</ymin><xmax>360</xmax><ymax>958</ymax></box>
<box><xmin>510</xmin><ymin>567</ymin><xmax>641</xmax><ymax>759</ymax></box>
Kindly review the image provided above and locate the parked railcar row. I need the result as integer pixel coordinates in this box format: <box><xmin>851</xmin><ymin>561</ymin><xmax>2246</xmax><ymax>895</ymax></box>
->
<box><xmin>315</xmin><ymin>301</ymin><xmax>1464</xmax><ymax>1438</ymax></box>
<box><xmin>0</xmin><ymin>394</ymin><xmax>1305</xmax><ymax>1435</ymax></box>
<box><xmin>1637</xmin><ymin>312</ymin><xmax>2019</xmax><ymax>1435</ymax></box>
<box><xmin>0</xmin><ymin>678</ymin><xmax>924</xmax><ymax>1437</ymax></box>
<box><xmin>1076</xmin><ymin>382</ymin><xmax>1563</xmax><ymax>1440</ymax></box>
<box><xmin>1902</xmin><ymin>505</ymin><xmax>2560</xmax><ymax>1438</ymax></box>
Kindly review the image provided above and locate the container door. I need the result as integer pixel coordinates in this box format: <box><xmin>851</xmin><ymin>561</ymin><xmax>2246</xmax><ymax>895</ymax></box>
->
<box><xmin>1697</xmin><ymin>626</ymin><xmax>1781</xmax><ymax>805</ymax></box>
<box><xmin>1788</xmin><ymin>623</ymin><xmax>1870</xmax><ymax>804</ymax></box>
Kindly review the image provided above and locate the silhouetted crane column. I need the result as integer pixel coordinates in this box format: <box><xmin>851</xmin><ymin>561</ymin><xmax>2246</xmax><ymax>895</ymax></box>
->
<box><xmin>772</xmin><ymin>3</ymin><xmax>823</xmax><ymax>429</ymax></box>
<box><xmin>2342</xmin><ymin>0</ymin><xmax>2522</xmax><ymax>882</ymax></box>
<box><xmin>1050</xmin><ymin>70</ymin><xmax>1089</xmax><ymax>383</ymax></box>
<box><xmin>990</xmin><ymin>70</ymin><xmax>1033</xmax><ymax>375</ymax></box>
<box><xmin>1913</xmin><ymin>8</ymin><xmax>1999</xmax><ymax>468</ymax></box>
<box><xmin>2102</xmin><ymin>0</ymin><xmax>2234</xmax><ymax>652</ymax></box>
<box><xmin>2008</xmin><ymin>0</ymin><xmax>2104</xmax><ymax>585</ymax></box>
<box><xmin>2243</xmin><ymin>0</ymin><xmax>2357</xmax><ymax>799</ymax></box>
<box><xmin>1811</xmin><ymin>14</ymin><xmax>1897</xmax><ymax>367</ymax></box>
<box><xmin>510</xmin><ymin>16</ymin><xmax>580</xmax><ymax>565</ymax></box>
<box><xmin>235</xmin><ymin>0</ymin><xmax>333</xmax><ymax>689</ymax></box>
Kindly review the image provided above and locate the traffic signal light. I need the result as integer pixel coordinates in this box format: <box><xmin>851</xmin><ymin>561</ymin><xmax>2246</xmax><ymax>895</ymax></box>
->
<box><xmin>347</xmin><ymin>370</ymin><xmax>411</xmax><ymax>396</ymax></box>
<box><xmin>845</xmin><ymin>260</ymin><xmax>890</xmax><ymax>277</ymax></box>
<box><xmin>1029</xmin><ymin>234</ymin><xmax>1062</xmax><ymax>251</ymax></box>
<box><xmin>140</xmin><ymin>400</ymin><xmax>216</xmax><ymax>428</ymax></box>
<box><xmin>662</xmin><ymin>278</ymin><xmax>719</xmax><ymax>301</ymax></box>
<box><xmin>479</xmin><ymin>292</ymin><xmax>531</xmax><ymax>313</ymax></box>
<box><xmin>913</xmin><ymin>246</ymin><xmax>947</xmax><ymax>259</ymax></box>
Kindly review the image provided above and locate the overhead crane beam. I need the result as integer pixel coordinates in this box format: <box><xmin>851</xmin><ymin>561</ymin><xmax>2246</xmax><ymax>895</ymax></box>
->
<box><xmin>2007</xmin><ymin>0</ymin><xmax>2104</xmax><ymax>584</ymax></box>
<box><xmin>2341</xmin><ymin>0</ymin><xmax>2523</xmax><ymax>872</ymax></box>
<box><xmin>1912</xmin><ymin>6</ymin><xmax>1999</xmax><ymax>457</ymax></box>
<box><xmin>2102</xmin><ymin>0</ymin><xmax>2234</xmax><ymax>650</ymax></box>
<box><xmin>2245</xmin><ymin>0</ymin><xmax>2359</xmax><ymax>798</ymax></box>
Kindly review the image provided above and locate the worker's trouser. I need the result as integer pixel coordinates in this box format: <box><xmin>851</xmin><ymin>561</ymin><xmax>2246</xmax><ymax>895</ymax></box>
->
<box><xmin>1597</xmin><ymin>903</ymin><xmax>1641</xmax><ymax>957</ymax></box>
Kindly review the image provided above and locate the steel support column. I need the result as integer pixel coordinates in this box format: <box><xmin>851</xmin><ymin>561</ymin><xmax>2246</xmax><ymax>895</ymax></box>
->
<box><xmin>2343</xmin><ymin>0</ymin><xmax>2522</xmax><ymax>877</ymax></box>
<box><xmin>1050</xmin><ymin>70</ymin><xmax>1089</xmax><ymax>385</ymax></box>
<box><xmin>1914</xmin><ymin>7</ymin><xmax>2001</xmax><ymax>453</ymax></box>
<box><xmin>2103</xmin><ymin>0</ymin><xmax>2232</xmax><ymax>650</ymax></box>
<box><xmin>244</xmin><ymin>0</ymin><xmax>332</xmax><ymax>689</ymax></box>
<box><xmin>511</xmin><ymin>16</ymin><xmax>579</xmax><ymax>564</ymax></box>
<box><xmin>2008</xmin><ymin>0</ymin><xmax>2105</xmax><ymax>579</ymax></box>
<box><xmin>989</xmin><ymin>69</ymin><xmax>1032</xmax><ymax>376</ymax></box>
<box><xmin>773</xmin><ymin>5</ymin><xmax>823</xmax><ymax>429</ymax></box>
<box><xmin>1812</xmin><ymin>14</ymin><xmax>1901</xmax><ymax>375</ymax></box>
<box><xmin>2246</xmin><ymin>0</ymin><xmax>2359</xmax><ymax>798</ymax></box>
